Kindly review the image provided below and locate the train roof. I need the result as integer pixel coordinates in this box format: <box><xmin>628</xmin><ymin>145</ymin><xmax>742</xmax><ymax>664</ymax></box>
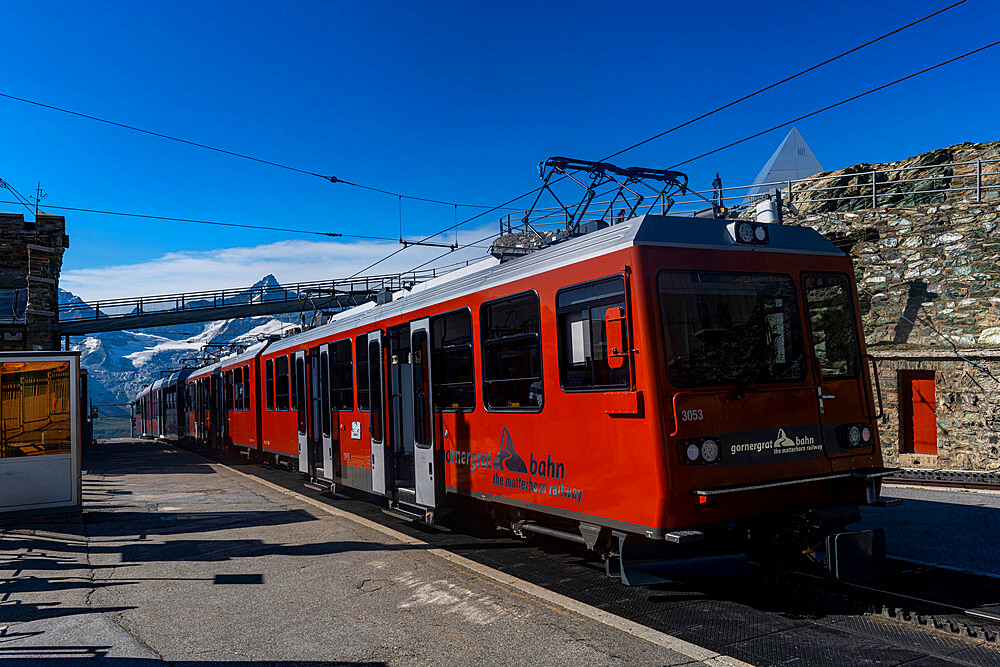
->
<box><xmin>263</xmin><ymin>213</ymin><xmax>842</xmax><ymax>354</ymax></box>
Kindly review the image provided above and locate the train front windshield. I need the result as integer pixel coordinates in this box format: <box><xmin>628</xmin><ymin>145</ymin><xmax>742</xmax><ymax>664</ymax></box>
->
<box><xmin>658</xmin><ymin>271</ymin><xmax>807</xmax><ymax>387</ymax></box>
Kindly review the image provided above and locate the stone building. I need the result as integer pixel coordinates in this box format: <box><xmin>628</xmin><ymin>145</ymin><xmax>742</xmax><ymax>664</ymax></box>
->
<box><xmin>0</xmin><ymin>212</ymin><xmax>68</xmax><ymax>351</ymax></box>
<box><xmin>779</xmin><ymin>141</ymin><xmax>1000</xmax><ymax>471</ymax></box>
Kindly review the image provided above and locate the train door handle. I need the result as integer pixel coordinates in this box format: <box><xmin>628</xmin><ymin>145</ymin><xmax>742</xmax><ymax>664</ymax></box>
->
<box><xmin>821</xmin><ymin>394</ymin><xmax>836</xmax><ymax>400</ymax></box>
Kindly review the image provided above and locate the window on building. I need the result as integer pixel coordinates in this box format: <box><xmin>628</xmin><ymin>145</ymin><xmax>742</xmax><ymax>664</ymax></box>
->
<box><xmin>0</xmin><ymin>287</ymin><xmax>27</xmax><ymax>323</ymax></box>
<box><xmin>356</xmin><ymin>334</ymin><xmax>370</xmax><ymax>411</ymax></box>
<box><xmin>331</xmin><ymin>339</ymin><xmax>353</xmax><ymax>411</ymax></box>
<box><xmin>265</xmin><ymin>359</ymin><xmax>275</xmax><ymax>411</ymax></box>
<box><xmin>431</xmin><ymin>309</ymin><xmax>475</xmax><ymax>410</ymax></box>
<box><xmin>275</xmin><ymin>355</ymin><xmax>290</xmax><ymax>410</ymax></box>
<box><xmin>803</xmin><ymin>274</ymin><xmax>861</xmax><ymax>379</ymax></box>
<box><xmin>480</xmin><ymin>292</ymin><xmax>542</xmax><ymax>410</ymax></box>
<box><xmin>557</xmin><ymin>275</ymin><xmax>630</xmax><ymax>390</ymax></box>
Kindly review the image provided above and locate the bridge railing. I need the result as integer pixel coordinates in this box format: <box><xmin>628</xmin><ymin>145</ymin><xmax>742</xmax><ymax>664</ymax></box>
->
<box><xmin>60</xmin><ymin>269</ymin><xmax>446</xmax><ymax>321</ymax></box>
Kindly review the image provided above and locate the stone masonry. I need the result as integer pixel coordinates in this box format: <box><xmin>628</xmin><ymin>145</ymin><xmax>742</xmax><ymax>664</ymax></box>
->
<box><xmin>0</xmin><ymin>211</ymin><xmax>68</xmax><ymax>351</ymax></box>
<box><xmin>778</xmin><ymin>141</ymin><xmax>1000</xmax><ymax>470</ymax></box>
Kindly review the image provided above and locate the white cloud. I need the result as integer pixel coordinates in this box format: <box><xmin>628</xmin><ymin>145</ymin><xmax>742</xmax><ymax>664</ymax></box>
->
<box><xmin>61</xmin><ymin>225</ymin><xmax>498</xmax><ymax>301</ymax></box>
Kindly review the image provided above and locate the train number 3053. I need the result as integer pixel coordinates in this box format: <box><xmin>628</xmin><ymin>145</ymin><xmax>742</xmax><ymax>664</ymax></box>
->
<box><xmin>680</xmin><ymin>409</ymin><xmax>704</xmax><ymax>422</ymax></box>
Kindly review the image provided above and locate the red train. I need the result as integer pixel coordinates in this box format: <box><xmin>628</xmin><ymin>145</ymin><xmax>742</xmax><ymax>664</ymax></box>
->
<box><xmin>134</xmin><ymin>213</ymin><xmax>895</xmax><ymax>582</ymax></box>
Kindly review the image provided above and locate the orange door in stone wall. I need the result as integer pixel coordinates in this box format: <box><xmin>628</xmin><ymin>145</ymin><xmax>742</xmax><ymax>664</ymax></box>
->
<box><xmin>900</xmin><ymin>371</ymin><xmax>937</xmax><ymax>455</ymax></box>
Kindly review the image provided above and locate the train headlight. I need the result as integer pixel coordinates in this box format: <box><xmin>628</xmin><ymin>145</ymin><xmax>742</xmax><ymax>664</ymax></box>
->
<box><xmin>700</xmin><ymin>439</ymin><xmax>720</xmax><ymax>463</ymax></box>
<box><xmin>685</xmin><ymin>443</ymin><xmax>701</xmax><ymax>463</ymax></box>
<box><xmin>754</xmin><ymin>225</ymin><xmax>767</xmax><ymax>242</ymax></box>
<box><xmin>848</xmin><ymin>425</ymin><xmax>862</xmax><ymax>447</ymax></box>
<box><xmin>861</xmin><ymin>426</ymin><xmax>872</xmax><ymax>443</ymax></box>
<box><xmin>737</xmin><ymin>222</ymin><xmax>754</xmax><ymax>243</ymax></box>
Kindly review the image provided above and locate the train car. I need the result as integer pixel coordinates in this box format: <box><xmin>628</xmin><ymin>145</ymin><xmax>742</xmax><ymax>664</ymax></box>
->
<box><xmin>216</xmin><ymin>344</ymin><xmax>266</xmax><ymax>456</ymax></box>
<box><xmin>158</xmin><ymin>369</ymin><xmax>192</xmax><ymax>441</ymax></box>
<box><xmin>138</xmin><ymin>213</ymin><xmax>896</xmax><ymax>582</ymax></box>
<box><xmin>186</xmin><ymin>361</ymin><xmax>223</xmax><ymax>449</ymax></box>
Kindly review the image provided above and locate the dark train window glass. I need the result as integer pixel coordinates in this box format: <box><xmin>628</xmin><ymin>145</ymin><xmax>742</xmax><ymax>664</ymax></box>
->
<box><xmin>243</xmin><ymin>365</ymin><xmax>250</xmax><ymax>412</ymax></box>
<box><xmin>234</xmin><ymin>367</ymin><xmax>244</xmax><ymax>411</ymax></box>
<box><xmin>320</xmin><ymin>349</ymin><xmax>331</xmax><ymax>436</ymax></box>
<box><xmin>480</xmin><ymin>292</ymin><xmax>542</xmax><ymax>410</ymax></box>
<box><xmin>275</xmin><ymin>355</ymin><xmax>290</xmax><ymax>410</ymax></box>
<box><xmin>431</xmin><ymin>309</ymin><xmax>474</xmax><ymax>410</ymax></box>
<box><xmin>265</xmin><ymin>359</ymin><xmax>274</xmax><ymax>411</ymax></box>
<box><xmin>294</xmin><ymin>355</ymin><xmax>306</xmax><ymax>433</ymax></box>
<box><xmin>804</xmin><ymin>275</ymin><xmax>860</xmax><ymax>379</ymax></box>
<box><xmin>368</xmin><ymin>340</ymin><xmax>383</xmax><ymax>442</ymax></box>
<box><xmin>658</xmin><ymin>271</ymin><xmax>804</xmax><ymax>388</ymax></box>
<box><xmin>331</xmin><ymin>339</ymin><xmax>353</xmax><ymax>411</ymax></box>
<box><xmin>356</xmin><ymin>335</ymin><xmax>370</xmax><ymax>411</ymax></box>
<box><xmin>225</xmin><ymin>371</ymin><xmax>234</xmax><ymax>411</ymax></box>
<box><xmin>412</xmin><ymin>330</ymin><xmax>431</xmax><ymax>447</ymax></box>
<box><xmin>557</xmin><ymin>276</ymin><xmax>630</xmax><ymax>390</ymax></box>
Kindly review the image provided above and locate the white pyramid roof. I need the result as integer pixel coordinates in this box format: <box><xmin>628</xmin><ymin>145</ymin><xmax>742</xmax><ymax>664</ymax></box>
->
<box><xmin>746</xmin><ymin>127</ymin><xmax>822</xmax><ymax>199</ymax></box>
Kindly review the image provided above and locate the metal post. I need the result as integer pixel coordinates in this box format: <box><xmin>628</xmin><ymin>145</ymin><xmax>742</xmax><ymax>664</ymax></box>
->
<box><xmin>977</xmin><ymin>159</ymin><xmax>982</xmax><ymax>202</ymax></box>
<box><xmin>787</xmin><ymin>180</ymin><xmax>793</xmax><ymax>205</ymax></box>
<box><xmin>872</xmin><ymin>170</ymin><xmax>877</xmax><ymax>208</ymax></box>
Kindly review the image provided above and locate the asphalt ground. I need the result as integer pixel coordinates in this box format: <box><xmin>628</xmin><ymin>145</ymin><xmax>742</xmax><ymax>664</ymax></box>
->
<box><xmin>4</xmin><ymin>440</ymin><xmax>999</xmax><ymax>666</ymax></box>
<box><xmin>0</xmin><ymin>440</ymin><xmax>725</xmax><ymax>666</ymax></box>
<box><xmin>187</xmin><ymin>441</ymin><xmax>1000</xmax><ymax>666</ymax></box>
<box><xmin>858</xmin><ymin>486</ymin><xmax>1000</xmax><ymax>578</ymax></box>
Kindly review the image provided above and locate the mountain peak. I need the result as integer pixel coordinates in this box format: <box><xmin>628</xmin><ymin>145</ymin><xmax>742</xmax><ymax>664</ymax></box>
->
<box><xmin>252</xmin><ymin>274</ymin><xmax>281</xmax><ymax>289</ymax></box>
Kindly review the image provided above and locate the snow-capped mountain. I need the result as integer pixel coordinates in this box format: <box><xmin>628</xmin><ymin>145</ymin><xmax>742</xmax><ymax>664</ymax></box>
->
<box><xmin>63</xmin><ymin>275</ymin><xmax>302</xmax><ymax>425</ymax></box>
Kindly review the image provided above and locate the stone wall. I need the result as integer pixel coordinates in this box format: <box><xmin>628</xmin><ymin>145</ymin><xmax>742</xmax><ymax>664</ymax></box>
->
<box><xmin>0</xmin><ymin>212</ymin><xmax>68</xmax><ymax>351</ymax></box>
<box><xmin>784</xmin><ymin>195</ymin><xmax>1000</xmax><ymax>470</ymax></box>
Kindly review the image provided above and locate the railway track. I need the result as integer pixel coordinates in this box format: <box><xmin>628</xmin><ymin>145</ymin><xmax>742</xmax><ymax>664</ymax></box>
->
<box><xmin>168</xmin><ymin>441</ymin><xmax>1000</xmax><ymax>665</ymax></box>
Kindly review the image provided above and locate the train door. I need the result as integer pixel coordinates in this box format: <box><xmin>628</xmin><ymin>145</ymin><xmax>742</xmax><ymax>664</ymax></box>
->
<box><xmin>386</xmin><ymin>324</ymin><xmax>416</xmax><ymax>505</ymax></box>
<box><xmin>367</xmin><ymin>331</ymin><xmax>388</xmax><ymax>495</ymax></box>
<box><xmin>318</xmin><ymin>344</ymin><xmax>335</xmax><ymax>480</ymax></box>
<box><xmin>802</xmin><ymin>274</ymin><xmax>870</xmax><ymax>459</ymax></box>
<box><xmin>294</xmin><ymin>350</ymin><xmax>309</xmax><ymax>474</ymax></box>
<box><xmin>410</xmin><ymin>318</ymin><xmax>438</xmax><ymax>508</ymax></box>
<box><xmin>212</xmin><ymin>372</ymin><xmax>226</xmax><ymax>453</ymax></box>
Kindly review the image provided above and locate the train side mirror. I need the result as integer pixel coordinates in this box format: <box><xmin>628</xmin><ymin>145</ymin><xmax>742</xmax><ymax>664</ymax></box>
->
<box><xmin>605</xmin><ymin>306</ymin><xmax>627</xmax><ymax>369</ymax></box>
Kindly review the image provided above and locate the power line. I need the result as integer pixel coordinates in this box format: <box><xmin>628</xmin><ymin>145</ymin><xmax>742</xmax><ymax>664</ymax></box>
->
<box><xmin>670</xmin><ymin>39</ymin><xmax>1000</xmax><ymax>170</ymax></box>
<box><xmin>0</xmin><ymin>179</ymin><xmax>36</xmax><ymax>216</ymax></box>
<box><xmin>353</xmin><ymin>2</ymin><xmax>968</xmax><ymax>276</ymax></box>
<box><xmin>0</xmin><ymin>91</ymin><xmax>520</xmax><ymax>211</ymax></box>
<box><xmin>405</xmin><ymin>37</ymin><xmax>1000</xmax><ymax>274</ymax></box>
<box><xmin>601</xmin><ymin>0</ymin><xmax>967</xmax><ymax>163</ymax></box>
<box><xmin>0</xmin><ymin>199</ymin><xmax>400</xmax><ymax>241</ymax></box>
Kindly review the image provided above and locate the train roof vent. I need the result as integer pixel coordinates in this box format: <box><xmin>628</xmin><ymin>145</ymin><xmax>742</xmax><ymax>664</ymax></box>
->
<box><xmin>489</xmin><ymin>156</ymin><xmax>692</xmax><ymax>262</ymax></box>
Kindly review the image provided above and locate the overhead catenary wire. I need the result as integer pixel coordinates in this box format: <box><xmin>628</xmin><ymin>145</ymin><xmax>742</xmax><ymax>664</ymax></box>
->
<box><xmin>0</xmin><ymin>178</ymin><xmax>36</xmax><ymax>216</ymax></box>
<box><xmin>0</xmin><ymin>199</ymin><xmax>401</xmax><ymax>241</ymax></box>
<box><xmin>0</xmin><ymin>91</ymin><xmax>520</xmax><ymax>211</ymax></box>
<box><xmin>358</xmin><ymin>1</ymin><xmax>972</xmax><ymax>277</ymax></box>
<box><xmin>403</xmin><ymin>37</ymin><xmax>1000</xmax><ymax>274</ymax></box>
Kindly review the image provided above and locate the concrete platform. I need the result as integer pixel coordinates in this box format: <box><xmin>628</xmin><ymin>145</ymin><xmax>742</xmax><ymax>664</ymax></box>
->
<box><xmin>0</xmin><ymin>440</ymin><xmax>732</xmax><ymax>665</ymax></box>
<box><xmin>859</xmin><ymin>484</ymin><xmax>1000</xmax><ymax>578</ymax></box>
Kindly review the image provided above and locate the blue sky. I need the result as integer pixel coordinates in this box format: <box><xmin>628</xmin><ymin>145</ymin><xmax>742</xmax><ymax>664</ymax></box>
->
<box><xmin>1</xmin><ymin>0</ymin><xmax>996</xmax><ymax>299</ymax></box>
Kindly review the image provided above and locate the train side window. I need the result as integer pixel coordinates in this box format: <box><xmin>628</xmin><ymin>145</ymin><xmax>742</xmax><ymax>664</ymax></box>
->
<box><xmin>332</xmin><ymin>339</ymin><xmax>354</xmax><ymax>411</ymax></box>
<box><xmin>243</xmin><ymin>365</ymin><xmax>250</xmax><ymax>411</ymax></box>
<box><xmin>412</xmin><ymin>330</ymin><xmax>431</xmax><ymax>446</ymax></box>
<box><xmin>320</xmin><ymin>348</ymin><xmax>331</xmax><ymax>436</ymax></box>
<box><xmin>275</xmin><ymin>355</ymin><xmax>290</xmax><ymax>410</ymax></box>
<box><xmin>431</xmin><ymin>308</ymin><xmax>475</xmax><ymax>411</ymax></box>
<box><xmin>480</xmin><ymin>291</ymin><xmax>542</xmax><ymax>411</ymax></box>
<box><xmin>356</xmin><ymin>334</ymin><xmax>370</xmax><ymax>411</ymax></box>
<box><xmin>368</xmin><ymin>340</ymin><xmax>383</xmax><ymax>440</ymax></box>
<box><xmin>225</xmin><ymin>370</ymin><xmax>234</xmax><ymax>411</ymax></box>
<box><xmin>265</xmin><ymin>359</ymin><xmax>275</xmax><ymax>411</ymax></box>
<box><xmin>803</xmin><ymin>275</ymin><xmax>861</xmax><ymax>379</ymax></box>
<box><xmin>556</xmin><ymin>275</ymin><xmax>630</xmax><ymax>390</ymax></box>
<box><xmin>234</xmin><ymin>367</ymin><xmax>244</xmax><ymax>411</ymax></box>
